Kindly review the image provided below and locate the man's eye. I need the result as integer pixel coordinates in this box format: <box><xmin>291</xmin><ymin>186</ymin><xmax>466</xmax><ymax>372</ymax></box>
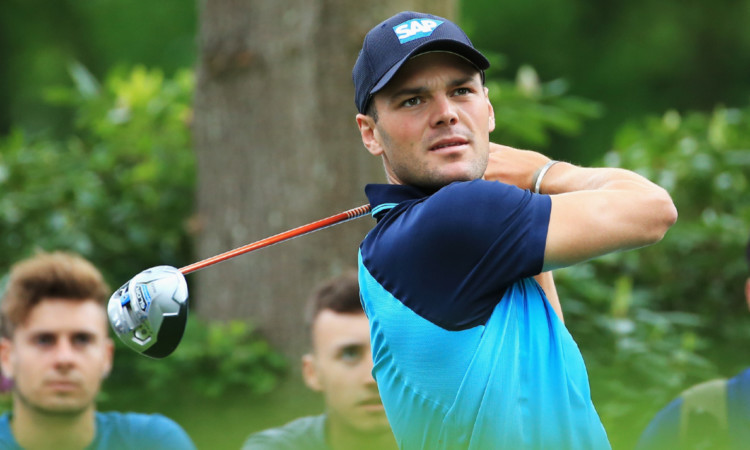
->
<box><xmin>72</xmin><ymin>334</ymin><xmax>93</xmax><ymax>347</ymax></box>
<box><xmin>454</xmin><ymin>87</ymin><xmax>471</xmax><ymax>96</ymax></box>
<box><xmin>402</xmin><ymin>97</ymin><xmax>422</xmax><ymax>107</ymax></box>
<box><xmin>34</xmin><ymin>335</ymin><xmax>55</xmax><ymax>347</ymax></box>
<box><xmin>340</xmin><ymin>346</ymin><xmax>363</xmax><ymax>363</ymax></box>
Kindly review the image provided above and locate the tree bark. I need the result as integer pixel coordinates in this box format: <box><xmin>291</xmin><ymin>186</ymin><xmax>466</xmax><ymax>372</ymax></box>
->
<box><xmin>193</xmin><ymin>0</ymin><xmax>457</xmax><ymax>357</ymax></box>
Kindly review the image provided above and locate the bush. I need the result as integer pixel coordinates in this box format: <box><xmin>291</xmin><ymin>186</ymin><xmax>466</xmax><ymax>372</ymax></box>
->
<box><xmin>484</xmin><ymin>54</ymin><xmax>603</xmax><ymax>150</ymax></box>
<box><xmin>104</xmin><ymin>317</ymin><xmax>288</xmax><ymax>406</ymax></box>
<box><xmin>0</xmin><ymin>64</ymin><xmax>289</xmax><ymax>410</ymax></box>
<box><xmin>0</xmin><ymin>63</ymin><xmax>196</xmax><ymax>285</ymax></box>
<box><xmin>556</xmin><ymin>105</ymin><xmax>750</xmax><ymax>448</ymax></box>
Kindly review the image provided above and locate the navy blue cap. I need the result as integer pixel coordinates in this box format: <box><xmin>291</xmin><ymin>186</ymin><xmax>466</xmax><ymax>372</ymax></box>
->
<box><xmin>352</xmin><ymin>11</ymin><xmax>490</xmax><ymax>114</ymax></box>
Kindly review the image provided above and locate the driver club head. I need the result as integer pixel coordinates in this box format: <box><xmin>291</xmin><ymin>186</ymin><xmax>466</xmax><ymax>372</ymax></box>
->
<box><xmin>108</xmin><ymin>265</ymin><xmax>188</xmax><ymax>358</ymax></box>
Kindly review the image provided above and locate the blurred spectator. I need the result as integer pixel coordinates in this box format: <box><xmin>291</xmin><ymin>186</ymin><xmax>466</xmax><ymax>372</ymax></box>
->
<box><xmin>0</xmin><ymin>251</ymin><xmax>196</xmax><ymax>449</ymax></box>
<box><xmin>243</xmin><ymin>270</ymin><xmax>396</xmax><ymax>450</ymax></box>
<box><xmin>636</xmin><ymin>234</ymin><xmax>750</xmax><ymax>449</ymax></box>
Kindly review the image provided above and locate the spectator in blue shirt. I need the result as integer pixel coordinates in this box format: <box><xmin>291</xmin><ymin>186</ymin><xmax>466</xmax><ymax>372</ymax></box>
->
<box><xmin>636</xmin><ymin>233</ymin><xmax>750</xmax><ymax>450</ymax></box>
<box><xmin>0</xmin><ymin>251</ymin><xmax>195</xmax><ymax>449</ymax></box>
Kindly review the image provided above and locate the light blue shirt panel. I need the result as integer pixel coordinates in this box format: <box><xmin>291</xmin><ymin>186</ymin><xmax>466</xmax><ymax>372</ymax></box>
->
<box><xmin>359</xmin><ymin>254</ymin><xmax>483</xmax><ymax>448</ymax></box>
<box><xmin>359</xmin><ymin>255</ymin><xmax>610</xmax><ymax>449</ymax></box>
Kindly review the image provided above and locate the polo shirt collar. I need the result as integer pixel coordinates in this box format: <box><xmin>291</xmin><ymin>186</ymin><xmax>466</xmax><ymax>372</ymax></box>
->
<box><xmin>365</xmin><ymin>184</ymin><xmax>430</xmax><ymax>221</ymax></box>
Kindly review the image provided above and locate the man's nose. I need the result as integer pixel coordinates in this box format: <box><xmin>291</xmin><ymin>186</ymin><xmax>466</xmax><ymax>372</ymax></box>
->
<box><xmin>431</xmin><ymin>95</ymin><xmax>459</xmax><ymax>127</ymax></box>
<box><xmin>53</xmin><ymin>339</ymin><xmax>77</xmax><ymax>368</ymax></box>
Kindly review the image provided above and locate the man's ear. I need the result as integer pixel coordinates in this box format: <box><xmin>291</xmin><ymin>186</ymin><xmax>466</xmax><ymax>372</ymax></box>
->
<box><xmin>484</xmin><ymin>86</ymin><xmax>495</xmax><ymax>133</ymax></box>
<box><xmin>301</xmin><ymin>353</ymin><xmax>323</xmax><ymax>392</ymax></box>
<box><xmin>101</xmin><ymin>337</ymin><xmax>114</xmax><ymax>379</ymax></box>
<box><xmin>0</xmin><ymin>337</ymin><xmax>14</xmax><ymax>379</ymax></box>
<box><xmin>744</xmin><ymin>278</ymin><xmax>750</xmax><ymax>312</ymax></box>
<box><xmin>356</xmin><ymin>114</ymin><xmax>384</xmax><ymax>157</ymax></box>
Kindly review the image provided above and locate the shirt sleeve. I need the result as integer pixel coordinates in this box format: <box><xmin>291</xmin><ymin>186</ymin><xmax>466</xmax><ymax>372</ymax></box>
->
<box><xmin>727</xmin><ymin>368</ymin><xmax>750</xmax><ymax>447</ymax></box>
<box><xmin>635</xmin><ymin>398</ymin><xmax>682</xmax><ymax>450</ymax></box>
<box><xmin>129</xmin><ymin>414</ymin><xmax>197</xmax><ymax>449</ymax></box>
<box><xmin>361</xmin><ymin>179</ymin><xmax>551</xmax><ymax>330</ymax></box>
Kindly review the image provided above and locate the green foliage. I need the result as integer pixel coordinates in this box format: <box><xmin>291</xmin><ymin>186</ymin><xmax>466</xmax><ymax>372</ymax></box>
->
<box><xmin>0</xmin><ymin>64</ymin><xmax>289</xmax><ymax>416</ymax></box>
<box><xmin>1</xmin><ymin>16</ymin><xmax>747</xmax><ymax>443</ymax></box>
<box><xmin>0</xmin><ymin>64</ymin><xmax>196</xmax><ymax>285</ymax></box>
<box><xmin>462</xmin><ymin>0</ymin><xmax>750</xmax><ymax>163</ymax></box>
<box><xmin>485</xmin><ymin>59</ymin><xmax>603</xmax><ymax>149</ymax></box>
<box><xmin>105</xmin><ymin>318</ymin><xmax>288</xmax><ymax>405</ymax></box>
<box><xmin>556</xmin><ymin>104</ymin><xmax>750</xmax><ymax>448</ymax></box>
<box><xmin>0</xmin><ymin>0</ymin><xmax>195</xmax><ymax>135</ymax></box>
<box><xmin>605</xmin><ymin>106</ymin><xmax>750</xmax><ymax>322</ymax></box>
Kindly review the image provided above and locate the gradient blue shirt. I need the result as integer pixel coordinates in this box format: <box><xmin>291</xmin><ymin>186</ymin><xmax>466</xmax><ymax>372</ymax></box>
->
<box><xmin>637</xmin><ymin>368</ymin><xmax>750</xmax><ymax>450</ymax></box>
<box><xmin>358</xmin><ymin>180</ymin><xmax>610</xmax><ymax>449</ymax></box>
<box><xmin>0</xmin><ymin>411</ymin><xmax>195</xmax><ymax>449</ymax></box>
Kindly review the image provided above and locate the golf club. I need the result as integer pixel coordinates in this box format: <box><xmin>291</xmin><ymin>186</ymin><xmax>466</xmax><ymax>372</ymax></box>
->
<box><xmin>108</xmin><ymin>204</ymin><xmax>371</xmax><ymax>358</ymax></box>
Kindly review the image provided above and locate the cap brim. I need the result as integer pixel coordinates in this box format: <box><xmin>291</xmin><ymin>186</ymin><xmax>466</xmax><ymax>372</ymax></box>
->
<box><xmin>369</xmin><ymin>40</ymin><xmax>490</xmax><ymax>96</ymax></box>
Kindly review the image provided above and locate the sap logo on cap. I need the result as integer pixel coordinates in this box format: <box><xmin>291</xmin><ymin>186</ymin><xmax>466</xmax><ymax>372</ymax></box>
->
<box><xmin>393</xmin><ymin>19</ymin><xmax>444</xmax><ymax>44</ymax></box>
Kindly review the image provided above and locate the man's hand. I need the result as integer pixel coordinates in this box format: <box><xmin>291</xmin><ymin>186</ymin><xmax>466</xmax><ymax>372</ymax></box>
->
<box><xmin>483</xmin><ymin>143</ymin><xmax>551</xmax><ymax>191</ymax></box>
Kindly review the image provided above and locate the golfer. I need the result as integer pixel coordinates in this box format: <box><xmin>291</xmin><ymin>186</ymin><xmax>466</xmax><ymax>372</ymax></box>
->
<box><xmin>353</xmin><ymin>11</ymin><xmax>677</xmax><ymax>449</ymax></box>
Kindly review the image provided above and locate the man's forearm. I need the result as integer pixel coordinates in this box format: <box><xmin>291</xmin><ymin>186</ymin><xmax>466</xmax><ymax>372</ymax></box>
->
<box><xmin>536</xmin><ymin>163</ymin><xmax>667</xmax><ymax>196</ymax></box>
<box><xmin>485</xmin><ymin>143</ymin><xmax>671</xmax><ymax>198</ymax></box>
<box><xmin>485</xmin><ymin>142</ymin><xmax>677</xmax><ymax>271</ymax></box>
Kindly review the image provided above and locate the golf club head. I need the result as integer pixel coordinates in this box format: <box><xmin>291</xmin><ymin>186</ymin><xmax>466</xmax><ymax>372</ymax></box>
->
<box><xmin>108</xmin><ymin>266</ymin><xmax>188</xmax><ymax>359</ymax></box>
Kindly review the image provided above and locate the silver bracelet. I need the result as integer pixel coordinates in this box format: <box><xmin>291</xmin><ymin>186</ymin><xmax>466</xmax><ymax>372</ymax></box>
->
<box><xmin>533</xmin><ymin>160</ymin><xmax>559</xmax><ymax>194</ymax></box>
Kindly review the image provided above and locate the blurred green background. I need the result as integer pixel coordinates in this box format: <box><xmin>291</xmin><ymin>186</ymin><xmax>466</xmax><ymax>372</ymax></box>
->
<box><xmin>1</xmin><ymin>0</ymin><xmax>749</xmax><ymax>448</ymax></box>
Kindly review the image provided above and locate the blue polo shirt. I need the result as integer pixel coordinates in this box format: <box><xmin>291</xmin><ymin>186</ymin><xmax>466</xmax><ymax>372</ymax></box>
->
<box><xmin>358</xmin><ymin>180</ymin><xmax>610</xmax><ymax>449</ymax></box>
<box><xmin>0</xmin><ymin>411</ymin><xmax>195</xmax><ymax>449</ymax></box>
<box><xmin>637</xmin><ymin>368</ymin><xmax>750</xmax><ymax>450</ymax></box>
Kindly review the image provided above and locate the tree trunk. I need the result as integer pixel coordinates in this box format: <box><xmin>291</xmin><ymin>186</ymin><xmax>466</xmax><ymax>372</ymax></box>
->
<box><xmin>192</xmin><ymin>0</ymin><xmax>456</xmax><ymax>358</ymax></box>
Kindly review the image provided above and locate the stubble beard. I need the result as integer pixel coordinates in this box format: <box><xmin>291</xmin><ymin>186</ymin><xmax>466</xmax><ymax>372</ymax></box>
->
<box><xmin>14</xmin><ymin>385</ymin><xmax>93</xmax><ymax>418</ymax></box>
<box><xmin>390</xmin><ymin>150</ymin><xmax>488</xmax><ymax>192</ymax></box>
<box><xmin>379</xmin><ymin>126</ymin><xmax>489</xmax><ymax>191</ymax></box>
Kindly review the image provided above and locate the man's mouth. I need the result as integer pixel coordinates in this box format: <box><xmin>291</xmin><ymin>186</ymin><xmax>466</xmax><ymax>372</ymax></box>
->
<box><xmin>45</xmin><ymin>379</ymin><xmax>80</xmax><ymax>392</ymax></box>
<box><xmin>357</xmin><ymin>397</ymin><xmax>385</xmax><ymax>410</ymax></box>
<box><xmin>429</xmin><ymin>138</ymin><xmax>469</xmax><ymax>151</ymax></box>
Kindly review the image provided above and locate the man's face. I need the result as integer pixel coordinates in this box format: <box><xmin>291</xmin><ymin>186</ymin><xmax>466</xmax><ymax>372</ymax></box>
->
<box><xmin>302</xmin><ymin>310</ymin><xmax>389</xmax><ymax>435</ymax></box>
<box><xmin>0</xmin><ymin>298</ymin><xmax>113</xmax><ymax>416</ymax></box>
<box><xmin>357</xmin><ymin>52</ymin><xmax>495</xmax><ymax>190</ymax></box>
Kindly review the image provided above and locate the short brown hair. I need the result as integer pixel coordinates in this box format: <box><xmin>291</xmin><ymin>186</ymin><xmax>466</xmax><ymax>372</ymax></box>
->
<box><xmin>1</xmin><ymin>251</ymin><xmax>109</xmax><ymax>338</ymax></box>
<box><xmin>304</xmin><ymin>270</ymin><xmax>363</xmax><ymax>328</ymax></box>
